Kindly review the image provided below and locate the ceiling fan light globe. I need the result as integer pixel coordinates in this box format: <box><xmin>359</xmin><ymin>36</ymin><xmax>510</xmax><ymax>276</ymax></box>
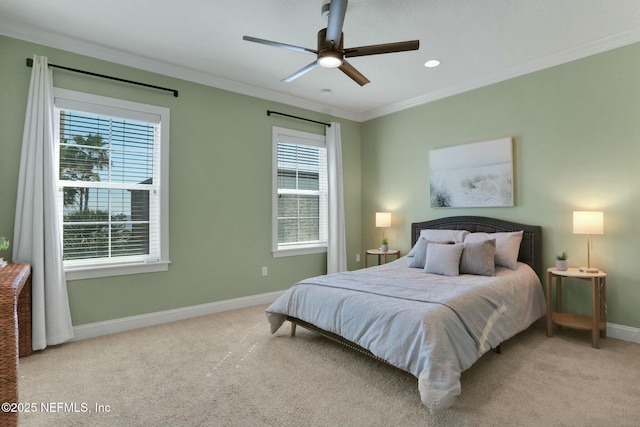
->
<box><xmin>318</xmin><ymin>52</ymin><xmax>343</xmax><ymax>68</ymax></box>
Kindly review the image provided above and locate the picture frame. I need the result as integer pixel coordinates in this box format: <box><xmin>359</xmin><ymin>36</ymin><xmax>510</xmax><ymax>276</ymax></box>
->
<box><xmin>429</xmin><ymin>137</ymin><xmax>514</xmax><ymax>208</ymax></box>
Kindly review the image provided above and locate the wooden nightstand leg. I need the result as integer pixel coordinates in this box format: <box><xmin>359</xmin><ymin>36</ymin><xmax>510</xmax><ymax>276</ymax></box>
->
<box><xmin>600</xmin><ymin>277</ymin><xmax>607</xmax><ymax>338</ymax></box>
<box><xmin>546</xmin><ymin>271</ymin><xmax>553</xmax><ymax>337</ymax></box>
<box><xmin>591</xmin><ymin>277</ymin><xmax>599</xmax><ymax>349</ymax></box>
<box><xmin>556</xmin><ymin>276</ymin><xmax>562</xmax><ymax>313</ymax></box>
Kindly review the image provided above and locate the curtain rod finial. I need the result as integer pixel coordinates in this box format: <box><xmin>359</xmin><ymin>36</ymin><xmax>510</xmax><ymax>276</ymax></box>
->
<box><xmin>26</xmin><ymin>58</ymin><xmax>33</xmax><ymax>67</ymax></box>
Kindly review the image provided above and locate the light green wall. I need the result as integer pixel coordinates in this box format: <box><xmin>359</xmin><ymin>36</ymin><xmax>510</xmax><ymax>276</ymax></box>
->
<box><xmin>361</xmin><ymin>42</ymin><xmax>640</xmax><ymax>329</ymax></box>
<box><xmin>3</xmin><ymin>34</ymin><xmax>640</xmax><ymax>330</ymax></box>
<box><xmin>0</xmin><ymin>36</ymin><xmax>362</xmax><ymax>325</ymax></box>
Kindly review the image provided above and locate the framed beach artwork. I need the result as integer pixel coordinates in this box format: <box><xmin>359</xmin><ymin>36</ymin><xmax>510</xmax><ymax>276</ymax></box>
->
<box><xmin>429</xmin><ymin>137</ymin><xmax>514</xmax><ymax>208</ymax></box>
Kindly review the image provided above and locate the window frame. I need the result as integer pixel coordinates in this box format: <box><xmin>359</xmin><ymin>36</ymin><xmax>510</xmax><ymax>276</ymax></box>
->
<box><xmin>272</xmin><ymin>126</ymin><xmax>328</xmax><ymax>258</ymax></box>
<box><xmin>53</xmin><ymin>88</ymin><xmax>170</xmax><ymax>280</ymax></box>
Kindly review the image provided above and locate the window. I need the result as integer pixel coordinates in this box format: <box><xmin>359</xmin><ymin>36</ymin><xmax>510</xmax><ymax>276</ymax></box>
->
<box><xmin>54</xmin><ymin>88</ymin><xmax>170</xmax><ymax>280</ymax></box>
<box><xmin>272</xmin><ymin>127</ymin><xmax>327</xmax><ymax>257</ymax></box>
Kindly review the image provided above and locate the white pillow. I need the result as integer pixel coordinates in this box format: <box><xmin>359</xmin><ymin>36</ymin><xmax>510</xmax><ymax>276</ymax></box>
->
<box><xmin>407</xmin><ymin>229</ymin><xmax>469</xmax><ymax>256</ymax></box>
<box><xmin>408</xmin><ymin>237</ymin><xmax>429</xmax><ymax>268</ymax></box>
<box><xmin>464</xmin><ymin>231</ymin><xmax>523</xmax><ymax>270</ymax></box>
<box><xmin>422</xmin><ymin>229</ymin><xmax>470</xmax><ymax>243</ymax></box>
<box><xmin>424</xmin><ymin>243</ymin><xmax>464</xmax><ymax>276</ymax></box>
<box><xmin>460</xmin><ymin>239</ymin><xmax>496</xmax><ymax>276</ymax></box>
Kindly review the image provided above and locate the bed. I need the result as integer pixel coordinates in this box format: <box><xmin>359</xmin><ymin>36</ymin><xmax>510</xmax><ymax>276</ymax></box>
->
<box><xmin>266</xmin><ymin>216</ymin><xmax>546</xmax><ymax>413</ymax></box>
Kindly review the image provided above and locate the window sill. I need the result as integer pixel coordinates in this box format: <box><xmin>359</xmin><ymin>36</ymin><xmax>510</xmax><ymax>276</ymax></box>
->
<box><xmin>65</xmin><ymin>260</ymin><xmax>171</xmax><ymax>281</ymax></box>
<box><xmin>272</xmin><ymin>246</ymin><xmax>327</xmax><ymax>258</ymax></box>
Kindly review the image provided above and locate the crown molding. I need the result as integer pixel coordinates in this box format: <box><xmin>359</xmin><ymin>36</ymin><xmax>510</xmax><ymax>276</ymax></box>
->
<box><xmin>358</xmin><ymin>28</ymin><xmax>640</xmax><ymax>122</ymax></box>
<box><xmin>0</xmin><ymin>18</ymin><xmax>360</xmax><ymax>122</ymax></box>
<box><xmin>3</xmin><ymin>18</ymin><xmax>640</xmax><ymax>124</ymax></box>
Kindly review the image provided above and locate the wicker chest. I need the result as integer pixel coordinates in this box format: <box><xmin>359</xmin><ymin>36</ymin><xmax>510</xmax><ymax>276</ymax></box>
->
<box><xmin>0</xmin><ymin>263</ymin><xmax>32</xmax><ymax>427</ymax></box>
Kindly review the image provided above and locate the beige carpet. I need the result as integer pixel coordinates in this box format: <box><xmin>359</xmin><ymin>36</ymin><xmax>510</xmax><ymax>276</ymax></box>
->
<box><xmin>17</xmin><ymin>304</ymin><xmax>640</xmax><ymax>426</ymax></box>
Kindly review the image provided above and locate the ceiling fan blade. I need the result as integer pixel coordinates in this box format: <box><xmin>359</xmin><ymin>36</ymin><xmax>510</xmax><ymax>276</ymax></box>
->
<box><xmin>325</xmin><ymin>0</ymin><xmax>348</xmax><ymax>45</ymax></box>
<box><xmin>282</xmin><ymin>61</ymin><xmax>320</xmax><ymax>83</ymax></box>
<box><xmin>344</xmin><ymin>40</ymin><xmax>420</xmax><ymax>58</ymax></box>
<box><xmin>243</xmin><ymin>35</ymin><xmax>317</xmax><ymax>55</ymax></box>
<box><xmin>339</xmin><ymin>60</ymin><xmax>370</xmax><ymax>86</ymax></box>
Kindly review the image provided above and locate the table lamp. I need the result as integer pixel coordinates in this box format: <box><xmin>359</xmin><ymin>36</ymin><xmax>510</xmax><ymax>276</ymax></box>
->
<box><xmin>376</xmin><ymin>212</ymin><xmax>391</xmax><ymax>250</ymax></box>
<box><xmin>573</xmin><ymin>211</ymin><xmax>603</xmax><ymax>273</ymax></box>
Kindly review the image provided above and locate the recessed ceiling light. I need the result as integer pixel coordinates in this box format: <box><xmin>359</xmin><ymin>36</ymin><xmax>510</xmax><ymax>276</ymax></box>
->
<box><xmin>320</xmin><ymin>88</ymin><xmax>332</xmax><ymax>96</ymax></box>
<box><xmin>424</xmin><ymin>59</ymin><xmax>440</xmax><ymax>68</ymax></box>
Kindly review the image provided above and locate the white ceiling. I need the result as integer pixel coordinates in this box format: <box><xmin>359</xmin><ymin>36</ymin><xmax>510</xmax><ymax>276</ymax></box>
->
<box><xmin>1</xmin><ymin>0</ymin><xmax>640</xmax><ymax>122</ymax></box>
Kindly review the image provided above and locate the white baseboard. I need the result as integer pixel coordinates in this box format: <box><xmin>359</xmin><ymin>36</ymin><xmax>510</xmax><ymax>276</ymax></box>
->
<box><xmin>607</xmin><ymin>322</ymin><xmax>640</xmax><ymax>344</ymax></box>
<box><xmin>72</xmin><ymin>290</ymin><xmax>285</xmax><ymax>341</ymax></box>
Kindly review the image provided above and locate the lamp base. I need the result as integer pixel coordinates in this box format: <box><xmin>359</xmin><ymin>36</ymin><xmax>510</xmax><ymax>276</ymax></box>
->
<box><xmin>579</xmin><ymin>266</ymin><xmax>599</xmax><ymax>273</ymax></box>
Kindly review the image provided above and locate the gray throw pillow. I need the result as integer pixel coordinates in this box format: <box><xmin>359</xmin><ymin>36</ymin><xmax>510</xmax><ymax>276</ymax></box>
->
<box><xmin>460</xmin><ymin>239</ymin><xmax>496</xmax><ymax>276</ymax></box>
<box><xmin>424</xmin><ymin>243</ymin><xmax>464</xmax><ymax>276</ymax></box>
<box><xmin>464</xmin><ymin>231</ymin><xmax>523</xmax><ymax>270</ymax></box>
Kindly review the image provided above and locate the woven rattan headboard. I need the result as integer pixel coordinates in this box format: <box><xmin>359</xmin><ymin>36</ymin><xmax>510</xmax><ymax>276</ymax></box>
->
<box><xmin>411</xmin><ymin>216</ymin><xmax>542</xmax><ymax>279</ymax></box>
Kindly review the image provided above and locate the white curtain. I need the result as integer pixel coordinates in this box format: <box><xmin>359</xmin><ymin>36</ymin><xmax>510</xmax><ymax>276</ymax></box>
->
<box><xmin>13</xmin><ymin>55</ymin><xmax>74</xmax><ymax>350</ymax></box>
<box><xmin>326</xmin><ymin>121</ymin><xmax>347</xmax><ymax>274</ymax></box>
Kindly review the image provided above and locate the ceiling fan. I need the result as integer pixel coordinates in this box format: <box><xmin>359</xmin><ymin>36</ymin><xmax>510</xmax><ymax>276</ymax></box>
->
<box><xmin>242</xmin><ymin>0</ymin><xmax>419</xmax><ymax>86</ymax></box>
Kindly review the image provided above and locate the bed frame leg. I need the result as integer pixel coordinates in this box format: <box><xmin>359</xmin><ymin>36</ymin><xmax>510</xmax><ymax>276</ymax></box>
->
<box><xmin>494</xmin><ymin>344</ymin><xmax>502</xmax><ymax>354</ymax></box>
<box><xmin>290</xmin><ymin>322</ymin><xmax>297</xmax><ymax>337</ymax></box>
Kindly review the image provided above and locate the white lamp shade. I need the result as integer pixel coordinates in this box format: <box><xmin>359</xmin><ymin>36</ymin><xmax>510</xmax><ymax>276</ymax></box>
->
<box><xmin>573</xmin><ymin>211</ymin><xmax>604</xmax><ymax>235</ymax></box>
<box><xmin>375</xmin><ymin>212</ymin><xmax>391</xmax><ymax>228</ymax></box>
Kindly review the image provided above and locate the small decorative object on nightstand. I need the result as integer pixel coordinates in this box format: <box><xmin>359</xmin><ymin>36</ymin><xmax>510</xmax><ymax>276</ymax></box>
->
<box><xmin>380</xmin><ymin>237</ymin><xmax>389</xmax><ymax>253</ymax></box>
<box><xmin>546</xmin><ymin>267</ymin><xmax>607</xmax><ymax>348</ymax></box>
<box><xmin>365</xmin><ymin>248</ymin><xmax>400</xmax><ymax>267</ymax></box>
<box><xmin>555</xmin><ymin>250</ymin><xmax>568</xmax><ymax>271</ymax></box>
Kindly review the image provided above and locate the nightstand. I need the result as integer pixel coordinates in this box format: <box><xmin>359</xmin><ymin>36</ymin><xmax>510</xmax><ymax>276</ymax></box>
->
<box><xmin>364</xmin><ymin>249</ymin><xmax>400</xmax><ymax>267</ymax></box>
<box><xmin>546</xmin><ymin>267</ymin><xmax>607</xmax><ymax>348</ymax></box>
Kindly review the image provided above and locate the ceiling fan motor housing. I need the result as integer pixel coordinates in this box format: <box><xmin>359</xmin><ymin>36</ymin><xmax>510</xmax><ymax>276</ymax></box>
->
<box><xmin>317</xmin><ymin>28</ymin><xmax>344</xmax><ymax>68</ymax></box>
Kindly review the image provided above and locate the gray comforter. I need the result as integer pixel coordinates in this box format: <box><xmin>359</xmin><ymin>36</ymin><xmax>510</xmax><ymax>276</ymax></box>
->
<box><xmin>266</xmin><ymin>257</ymin><xmax>546</xmax><ymax>413</ymax></box>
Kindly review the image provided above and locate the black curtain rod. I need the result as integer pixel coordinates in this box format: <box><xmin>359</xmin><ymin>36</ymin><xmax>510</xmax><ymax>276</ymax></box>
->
<box><xmin>267</xmin><ymin>110</ymin><xmax>331</xmax><ymax>127</ymax></box>
<box><xmin>26</xmin><ymin>58</ymin><xmax>179</xmax><ymax>97</ymax></box>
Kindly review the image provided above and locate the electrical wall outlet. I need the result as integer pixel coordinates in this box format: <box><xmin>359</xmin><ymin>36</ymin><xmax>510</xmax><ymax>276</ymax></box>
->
<box><xmin>356</xmin><ymin>253</ymin><xmax>360</xmax><ymax>263</ymax></box>
<box><xmin>261</xmin><ymin>266</ymin><xmax>268</xmax><ymax>277</ymax></box>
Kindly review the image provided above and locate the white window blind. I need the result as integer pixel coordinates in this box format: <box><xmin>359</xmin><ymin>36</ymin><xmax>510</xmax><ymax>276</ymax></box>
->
<box><xmin>54</xmin><ymin>89</ymin><xmax>170</xmax><ymax>279</ymax></box>
<box><xmin>272</xmin><ymin>127</ymin><xmax>327</xmax><ymax>256</ymax></box>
